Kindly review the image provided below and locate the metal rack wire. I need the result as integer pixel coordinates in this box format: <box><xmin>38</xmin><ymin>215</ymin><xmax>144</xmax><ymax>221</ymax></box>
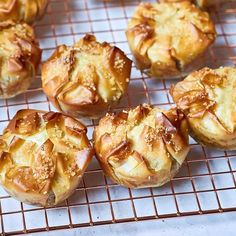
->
<box><xmin>0</xmin><ymin>0</ymin><xmax>236</xmax><ymax>235</ymax></box>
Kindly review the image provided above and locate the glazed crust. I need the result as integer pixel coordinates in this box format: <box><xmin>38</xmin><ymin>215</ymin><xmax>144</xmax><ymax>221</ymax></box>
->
<box><xmin>0</xmin><ymin>0</ymin><xmax>48</xmax><ymax>24</ymax></box>
<box><xmin>42</xmin><ymin>34</ymin><xmax>132</xmax><ymax>119</ymax></box>
<box><xmin>0</xmin><ymin>21</ymin><xmax>41</xmax><ymax>99</ymax></box>
<box><xmin>171</xmin><ymin>67</ymin><xmax>236</xmax><ymax>150</ymax></box>
<box><xmin>93</xmin><ymin>104</ymin><xmax>190</xmax><ymax>188</ymax></box>
<box><xmin>126</xmin><ymin>2</ymin><xmax>216</xmax><ymax>78</ymax></box>
<box><xmin>0</xmin><ymin>109</ymin><xmax>93</xmax><ymax>206</ymax></box>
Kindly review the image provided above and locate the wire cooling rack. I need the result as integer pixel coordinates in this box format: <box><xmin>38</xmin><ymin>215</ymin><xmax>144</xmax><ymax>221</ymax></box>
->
<box><xmin>0</xmin><ymin>0</ymin><xmax>236</xmax><ymax>235</ymax></box>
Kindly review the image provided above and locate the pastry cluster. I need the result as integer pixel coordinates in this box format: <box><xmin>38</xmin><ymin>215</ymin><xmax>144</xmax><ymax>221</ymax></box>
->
<box><xmin>93</xmin><ymin>104</ymin><xmax>190</xmax><ymax>188</ymax></box>
<box><xmin>0</xmin><ymin>0</ymin><xmax>48</xmax><ymax>99</ymax></box>
<box><xmin>0</xmin><ymin>0</ymin><xmax>48</xmax><ymax>24</ymax></box>
<box><xmin>42</xmin><ymin>35</ymin><xmax>132</xmax><ymax>119</ymax></box>
<box><xmin>0</xmin><ymin>21</ymin><xmax>41</xmax><ymax>99</ymax></box>
<box><xmin>171</xmin><ymin>67</ymin><xmax>236</xmax><ymax>150</ymax></box>
<box><xmin>0</xmin><ymin>110</ymin><xmax>93</xmax><ymax>206</ymax></box>
<box><xmin>126</xmin><ymin>2</ymin><xmax>216</xmax><ymax>78</ymax></box>
<box><xmin>1</xmin><ymin>0</ymin><xmax>235</xmax><ymax>207</ymax></box>
<box><xmin>160</xmin><ymin>0</ymin><xmax>217</xmax><ymax>8</ymax></box>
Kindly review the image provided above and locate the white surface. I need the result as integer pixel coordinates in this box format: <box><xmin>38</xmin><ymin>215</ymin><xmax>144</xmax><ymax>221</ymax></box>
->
<box><xmin>31</xmin><ymin>212</ymin><xmax>236</xmax><ymax>236</ymax></box>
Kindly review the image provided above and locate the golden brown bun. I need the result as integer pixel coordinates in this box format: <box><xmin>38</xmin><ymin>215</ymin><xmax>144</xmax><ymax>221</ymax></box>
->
<box><xmin>42</xmin><ymin>34</ymin><xmax>132</xmax><ymax>119</ymax></box>
<box><xmin>126</xmin><ymin>2</ymin><xmax>216</xmax><ymax>78</ymax></box>
<box><xmin>0</xmin><ymin>109</ymin><xmax>93</xmax><ymax>206</ymax></box>
<box><xmin>0</xmin><ymin>0</ymin><xmax>48</xmax><ymax>24</ymax></box>
<box><xmin>93</xmin><ymin>104</ymin><xmax>190</xmax><ymax>188</ymax></box>
<box><xmin>160</xmin><ymin>0</ymin><xmax>215</xmax><ymax>8</ymax></box>
<box><xmin>0</xmin><ymin>21</ymin><xmax>41</xmax><ymax>99</ymax></box>
<box><xmin>171</xmin><ymin>67</ymin><xmax>236</xmax><ymax>150</ymax></box>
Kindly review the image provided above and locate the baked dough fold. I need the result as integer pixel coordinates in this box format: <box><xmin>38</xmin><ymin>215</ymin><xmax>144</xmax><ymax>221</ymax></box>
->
<box><xmin>126</xmin><ymin>2</ymin><xmax>216</xmax><ymax>78</ymax></box>
<box><xmin>171</xmin><ymin>67</ymin><xmax>236</xmax><ymax>150</ymax></box>
<box><xmin>42</xmin><ymin>35</ymin><xmax>132</xmax><ymax>118</ymax></box>
<box><xmin>0</xmin><ymin>21</ymin><xmax>41</xmax><ymax>99</ymax></box>
<box><xmin>93</xmin><ymin>104</ymin><xmax>190</xmax><ymax>188</ymax></box>
<box><xmin>0</xmin><ymin>0</ymin><xmax>48</xmax><ymax>24</ymax></box>
<box><xmin>0</xmin><ymin>109</ymin><xmax>93</xmax><ymax>206</ymax></box>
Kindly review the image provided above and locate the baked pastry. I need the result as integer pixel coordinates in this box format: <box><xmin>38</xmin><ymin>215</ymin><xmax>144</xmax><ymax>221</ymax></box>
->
<box><xmin>42</xmin><ymin>34</ymin><xmax>132</xmax><ymax>119</ymax></box>
<box><xmin>171</xmin><ymin>67</ymin><xmax>236</xmax><ymax>150</ymax></box>
<box><xmin>0</xmin><ymin>109</ymin><xmax>93</xmax><ymax>206</ymax></box>
<box><xmin>93</xmin><ymin>104</ymin><xmax>190</xmax><ymax>188</ymax></box>
<box><xmin>126</xmin><ymin>2</ymin><xmax>216</xmax><ymax>78</ymax></box>
<box><xmin>0</xmin><ymin>21</ymin><xmax>41</xmax><ymax>99</ymax></box>
<box><xmin>160</xmin><ymin>0</ymin><xmax>217</xmax><ymax>8</ymax></box>
<box><xmin>0</xmin><ymin>0</ymin><xmax>48</xmax><ymax>24</ymax></box>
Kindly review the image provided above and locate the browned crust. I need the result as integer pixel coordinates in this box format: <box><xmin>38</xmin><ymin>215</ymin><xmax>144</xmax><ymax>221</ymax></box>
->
<box><xmin>170</xmin><ymin>67</ymin><xmax>236</xmax><ymax>149</ymax></box>
<box><xmin>126</xmin><ymin>2</ymin><xmax>216</xmax><ymax>78</ymax></box>
<box><xmin>0</xmin><ymin>20</ymin><xmax>41</xmax><ymax>99</ymax></box>
<box><xmin>0</xmin><ymin>109</ymin><xmax>94</xmax><ymax>206</ymax></box>
<box><xmin>160</xmin><ymin>0</ymin><xmax>218</xmax><ymax>8</ymax></box>
<box><xmin>0</xmin><ymin>0</ymin><xmax>48</xmax><ymax>24</ymax></box>
<box><xmin>42</xmin><ymin>34</ymin><xmax>132</xmax><ymax>118</ymax></box>
<box><xmin>93</xmin><ymin>104</ymin><xmax>190</xmax><ymax>188</ymax></box>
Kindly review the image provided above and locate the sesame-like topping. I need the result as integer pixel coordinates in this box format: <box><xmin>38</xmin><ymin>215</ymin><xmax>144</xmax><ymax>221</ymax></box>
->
<box><xmin>144</xmin><ymin>130</ymin><xmax>158</xmax><ymax>145</ymax></box>
<box><xmin>52</xmin><ymin>124</ymin><xmax>64</xmax><ymax>138</ymax></box>
<box><xmin>33</xmin><ymin>152</ymin><xmax>55</xmax><ymax>183</ymax></box>
<box><xmin>114</xmin><ymin>58</ymin><xmax>125</xmax><ymax>71</ymax></box>
<box><xmin>65</xmin><ymin>162</ymin><xmax>79</xmax><ymax>177</ymax></box>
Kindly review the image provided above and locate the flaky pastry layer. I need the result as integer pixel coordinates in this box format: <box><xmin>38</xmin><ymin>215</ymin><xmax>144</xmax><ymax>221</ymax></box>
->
<box><xmin>0</xmin><ymin>0</ymin><xmax>48</xmax><ymax>24</ymax></box>
<box><xmin>126</xmin><ymin>2</ymin><xmax>216</xmax><ymax>78</ymax></box>
<box><xmin>0</xmin><ymin>109</ymin><xmax>93</xmax><ymax>206</ymax></box>
<box><xmin>0</xmin><ymin>21</ymin><xmax>41</xmax><ymax>99</ymax></box>
<box><xmin>171</xmin><ymin>67</ymin><xmax>236</xmax><ymax>150</ymax></box>
<box><xmin>94</xmin><ymin>104</ymin><xmax>190</xmax><ymax>188</ymax></box>
<box><xmin>42</xmin><ymin>34</ymin><xmax>132</xmax><ymax>118</ymax></box>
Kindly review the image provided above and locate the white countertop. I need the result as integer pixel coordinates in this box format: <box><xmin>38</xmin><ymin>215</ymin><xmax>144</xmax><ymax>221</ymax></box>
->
<box><xmin>31</xmin><ymin>211</ymin><xmax>236</xmax><ymax>236</ymax></box>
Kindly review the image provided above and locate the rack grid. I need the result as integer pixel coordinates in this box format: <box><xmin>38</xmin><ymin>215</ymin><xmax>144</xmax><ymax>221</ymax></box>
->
<box><xmin>0</xmin><ymin>0</ymin><xmax>236</xmax><ymax>235</ymax></box>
